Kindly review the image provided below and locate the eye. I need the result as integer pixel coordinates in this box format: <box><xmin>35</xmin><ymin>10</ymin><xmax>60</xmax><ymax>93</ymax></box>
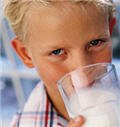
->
<box><xmin>51</xmin><ymin>49</ymin><xmax>65</xmax><ymax>55</ymax></box>
<box><xmin>88</xmin><ymin>39</ymin><xmax>105</xmax><ymax>49</ymax></box>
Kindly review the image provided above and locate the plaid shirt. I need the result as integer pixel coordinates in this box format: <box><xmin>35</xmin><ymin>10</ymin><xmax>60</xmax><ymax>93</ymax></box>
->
<box><xmin>9</xmin><ymin>82</ymin><xmax>68</xmax><ymax>127</ymax></box>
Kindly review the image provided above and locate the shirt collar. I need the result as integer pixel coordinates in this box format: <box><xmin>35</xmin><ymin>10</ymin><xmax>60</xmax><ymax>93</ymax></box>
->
<box><xmin>13</xmin><ymin>81</ymin><xmax>68</xmax><ymax>127</ymax></box>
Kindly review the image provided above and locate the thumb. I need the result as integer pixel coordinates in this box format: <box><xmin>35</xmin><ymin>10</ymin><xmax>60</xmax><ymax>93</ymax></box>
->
<box><xmin>67</xmin><ymin>115</ymin><xmax>85</xmax><ymax>127</ymax></box>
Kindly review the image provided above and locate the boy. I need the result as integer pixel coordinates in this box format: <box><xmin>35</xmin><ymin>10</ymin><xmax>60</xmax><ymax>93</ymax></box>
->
<box><xmin>3</xmin><ymin>0</ymin><xmax>116</xmax><ymax>126</ymax></box>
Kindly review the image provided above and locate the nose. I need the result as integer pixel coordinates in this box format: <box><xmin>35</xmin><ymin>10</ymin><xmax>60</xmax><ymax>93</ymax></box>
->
<box><xmin>67</xmin><ymin>51</ymin><xmax>93</xmax><ymax>72</ymax></box>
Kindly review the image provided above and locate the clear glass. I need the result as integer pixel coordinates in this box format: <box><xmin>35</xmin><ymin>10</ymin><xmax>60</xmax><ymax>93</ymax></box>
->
<box><xmin>57</xmin><ymin>63</ymin><xmax>120</xmax><ymax>127</ymax></box>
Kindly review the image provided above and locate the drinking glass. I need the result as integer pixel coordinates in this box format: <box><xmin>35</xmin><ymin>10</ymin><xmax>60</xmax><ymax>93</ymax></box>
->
<box><xmin>57</xmin><ymin>63</ymin><xmax>120</xmax><ymax>127</ymax></box>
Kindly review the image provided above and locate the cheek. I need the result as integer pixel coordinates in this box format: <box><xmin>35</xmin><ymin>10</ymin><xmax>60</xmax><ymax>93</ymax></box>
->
<box><xmin>93</xmin><ymin>43</ymin><xmax>112</xmax><ymax>63</ymax></box>
<box><xmin>35</xmin><ymin>60</ymin><xmax>68</xmax><ymax>90</ymax></box>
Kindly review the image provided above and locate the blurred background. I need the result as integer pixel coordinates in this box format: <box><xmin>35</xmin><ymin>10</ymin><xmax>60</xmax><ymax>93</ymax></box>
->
<box><xmin>0</xmin><ymin>1</ymin><xmax>120</xmax><ymax>127</ymax></box>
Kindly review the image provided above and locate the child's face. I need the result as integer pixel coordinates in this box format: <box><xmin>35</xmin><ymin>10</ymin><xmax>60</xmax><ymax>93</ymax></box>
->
<box><xmin>12</xmin><ymin>2</ymin><xmax>114</xmax><ymax>119</ymax></box>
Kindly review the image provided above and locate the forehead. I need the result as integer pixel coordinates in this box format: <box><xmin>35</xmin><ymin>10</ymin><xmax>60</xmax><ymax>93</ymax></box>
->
<box><xmin>27</xmin><ymin>2</ymin><xmax>108</xmax><ymax>21</ymax></box>
<box><xmin>25</xmin><ymin>2</ymin><xmax>109</xmax><ymax>42</ymax></box>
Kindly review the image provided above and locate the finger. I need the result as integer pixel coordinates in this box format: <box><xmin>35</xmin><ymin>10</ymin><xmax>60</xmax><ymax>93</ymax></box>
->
<box><xmin>67</xmin><ymin>115</ymin><xmax>85</xmax><ymax>127</ymax></box>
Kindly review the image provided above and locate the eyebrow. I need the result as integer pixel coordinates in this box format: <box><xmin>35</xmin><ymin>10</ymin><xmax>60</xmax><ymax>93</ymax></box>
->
<box><xmin>94</xmin><ymin>30</ymin><xmax>110</xmax><ymax>38</ymax></box>
<box><xmin>38</xmin><ymin>41</ymin><xmax>68</xmax><ymax>52</ymax></box>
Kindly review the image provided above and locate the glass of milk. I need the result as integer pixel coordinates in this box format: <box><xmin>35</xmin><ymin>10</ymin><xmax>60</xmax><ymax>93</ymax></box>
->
<box><xmin>57</xmin><ymin>63</ymin><xmax>120</xmax><ymax>127</ymax></box>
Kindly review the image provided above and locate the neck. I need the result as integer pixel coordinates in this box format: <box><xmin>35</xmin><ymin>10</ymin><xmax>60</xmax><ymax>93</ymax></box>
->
<box><xmin>46</xmin><ymin>87</ymin><xmax>70</xmax><ymax>121</ymax></box>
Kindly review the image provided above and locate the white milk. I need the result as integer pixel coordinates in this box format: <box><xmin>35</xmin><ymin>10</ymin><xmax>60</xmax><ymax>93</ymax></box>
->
<box><xmin>67</xmin><ymin>89</ymin><xmax>120</xmax><ymax>127</ymax></box>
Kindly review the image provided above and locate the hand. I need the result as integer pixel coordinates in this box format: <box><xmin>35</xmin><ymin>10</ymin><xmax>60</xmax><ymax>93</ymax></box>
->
<box><xmin>67</xmin><ymin>115</ymin><xmax>85</xmax><ymax>127</ymax></box>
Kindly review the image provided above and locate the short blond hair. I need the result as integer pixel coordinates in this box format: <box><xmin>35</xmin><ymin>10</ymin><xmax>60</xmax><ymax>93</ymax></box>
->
<box><xmin>3</xmin><ymin>0</ymin><xmax>116</xmax><ymax>41</ymax></box>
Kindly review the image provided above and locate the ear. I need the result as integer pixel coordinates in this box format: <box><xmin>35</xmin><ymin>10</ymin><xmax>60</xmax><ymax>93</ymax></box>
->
<box><xmin>11</xmin><ymin>38</ymin><xmax>34</xmax><ymax>68</ymax></box>
<box><xmin>109</xmin><ymin>17</ymin><xmax>116</xmax><ymax>37</ymax></box>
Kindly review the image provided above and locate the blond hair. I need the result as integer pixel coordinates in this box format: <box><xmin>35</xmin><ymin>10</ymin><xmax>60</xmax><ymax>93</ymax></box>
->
<box><xmin>3</xmin><ymin>0</ymin><xmax>116</xmax><ymax>41</ymax></box>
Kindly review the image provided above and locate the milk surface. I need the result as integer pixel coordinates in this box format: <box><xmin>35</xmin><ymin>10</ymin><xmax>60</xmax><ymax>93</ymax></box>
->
<box><xmin>67</xmin><ymin>89</ymin><xmax>120</xmax><ymax>127</ymax></box>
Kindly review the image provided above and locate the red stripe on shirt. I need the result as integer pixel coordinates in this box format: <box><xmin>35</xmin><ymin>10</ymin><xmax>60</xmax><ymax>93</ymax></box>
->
<box><xmin>57</xmin><ymin>122</ymin><xmax>64</xmax><ymax>127</ymax></box>
<box><xmin>45</xmin><ymin>96</ymin><xmax>49</xmax><ymax>127</ymax></box>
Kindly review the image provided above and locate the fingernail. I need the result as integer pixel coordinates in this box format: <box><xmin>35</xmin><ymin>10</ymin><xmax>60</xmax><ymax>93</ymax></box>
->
<box><xmin>75</xmin><ymin>116</ymin><xmax>82</xmax><ymax>122</ymax></box>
